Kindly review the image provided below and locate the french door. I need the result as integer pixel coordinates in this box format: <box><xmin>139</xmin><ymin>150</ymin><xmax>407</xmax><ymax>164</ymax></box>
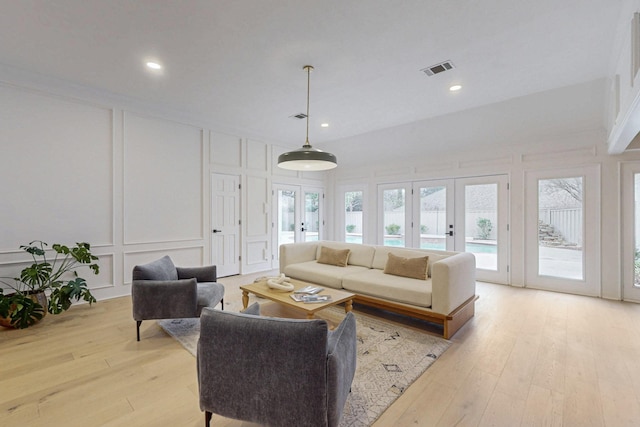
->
<box><xmin>524</xmin><ymin>166</ymin><xmax>600</xmax><ymax>296</ymax></box>
<box><xmin>272</xmin><ymin>184</ymin><xmax>323</xmax><ymax>267</ymax></box>
<box><xmin>211</xmin><ymin>173</ymin><xmax>240</xmax><ymax>277</ymax></box>
<box><xmin>622</xmin><ymin>162</ymin><xmax>640</xmax><ymax>302</ymax></box>
<box><xmin>378</xmin><ymin>175</ymin><xmax>509</xmax><ymax>283</ymax></box>
<box><xmin>453</xmin><ymin>176</ymin><xmax>509</xmax><ymax>284</ymax></box>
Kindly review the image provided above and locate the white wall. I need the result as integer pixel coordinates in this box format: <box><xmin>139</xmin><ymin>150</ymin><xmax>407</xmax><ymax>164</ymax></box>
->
<box><xmin>0</xmin><ymin>79</ymin><xmax>324</xmax><ymax>300</ymax></box>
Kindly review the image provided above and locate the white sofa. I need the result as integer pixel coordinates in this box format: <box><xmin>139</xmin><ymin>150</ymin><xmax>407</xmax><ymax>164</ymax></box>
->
<box><xmin>280</xmin><ymin>241</ymin><xmax>477</xmax><ymax>339</ymax></box>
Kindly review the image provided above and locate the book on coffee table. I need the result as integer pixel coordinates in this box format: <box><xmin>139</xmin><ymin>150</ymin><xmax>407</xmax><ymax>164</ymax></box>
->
<box><xmin>290</xmin><ymin>294</ymin><xmax>332</xmax><ymax>303</ymax></box>
<box><xmin>294</xmin><ymin>285</ymin><xmax>324</xmax><ymax>294</ymax></box>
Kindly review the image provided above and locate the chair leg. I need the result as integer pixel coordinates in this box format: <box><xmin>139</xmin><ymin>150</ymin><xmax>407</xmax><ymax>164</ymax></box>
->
<box><xmin>220</xmin><ymin>298</ymin><xmax>224</xmax><ymax>311</ymax></box>
<box><xmin>205</xmin><ymin>411</ymin><xmax>212</xmax><ymax>427</ymax></box>
<box><xmin>136</xmin><ymin>320</ymin><xmax>142</xmax><ymax>341</ymax></box>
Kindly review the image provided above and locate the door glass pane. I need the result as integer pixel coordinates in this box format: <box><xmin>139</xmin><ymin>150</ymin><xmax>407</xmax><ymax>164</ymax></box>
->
<box><xmin>383</xmin><ymin>188</ymin><xmax>405</xmax><ymax>247</ymax></box>
<box><xmin>304</xmin><ymin>191</ymin><xmax>319</xmax><ymax>242</ymax></box>
<box><xmin>465</xmin><ymin>184</ymin><xmax>498</xmax><ymax>270</ymax></box>
<box><xmin>538</xmin><ymin>177</ymin><xmax>583</xmax><ymax>280</ymax></box>
<box><xmin>419</xmin><ymin>186</ymin><xmax>446</xmax><ymax>250</ymax></box>
<box><xmin>345</xmin><ymin>191</ymin><xmax>363</xmax><ymax>244</ymax></box>
<box><xmin>277</xmin><ymin>190</ymin><xmax>296</xmax><ymax>246</ymax></box>
<box><xmin>634</xmin><ymin>174</ymin><xmax>640</xmax><ymax>287</ymax></box>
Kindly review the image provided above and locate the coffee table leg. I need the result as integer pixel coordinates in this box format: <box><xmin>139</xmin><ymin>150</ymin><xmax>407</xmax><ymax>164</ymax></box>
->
<box><xmin>345</xmin><ymin>299</ymin><xmax>353</xmax><ymax>313</ymax></box>
<box><xmin>307</xmin><ymin>313</ymin><xmax>314</xmax><ymax>319</ymax></box>
<box><xmin>242</xmin><ymin>290</ymin><xmax>249</xmax><ymax>309</ymax></box>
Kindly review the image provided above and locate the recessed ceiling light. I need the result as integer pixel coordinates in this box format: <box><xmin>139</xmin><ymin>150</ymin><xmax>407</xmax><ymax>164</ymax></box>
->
<box><xmin>146</xmin><ymin>61</ymin><xmax>162</xmax><ymax>70</ymax></box>
<box><xmin>449</xmin><ymin>84</ymin><xmax>462</xmax><ymax>92</ymax></box>
<box><xmin>321</xmin><ymin>123</ymin><xmax>329</xmax><ymax>128</ymax></box>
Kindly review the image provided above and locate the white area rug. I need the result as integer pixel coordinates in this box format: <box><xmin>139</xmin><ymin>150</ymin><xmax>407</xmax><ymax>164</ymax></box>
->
<box><xmin>160</xmin><ymin>305</ymin><xmax>450</xmax><ymax>427</ymax></box>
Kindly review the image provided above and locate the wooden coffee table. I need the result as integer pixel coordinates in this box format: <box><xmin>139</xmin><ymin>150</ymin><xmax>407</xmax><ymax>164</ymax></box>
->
<box><xmin>240</xmin><ymin>278</ymin><xmax>354</xmax><ymax>319</ymax></box>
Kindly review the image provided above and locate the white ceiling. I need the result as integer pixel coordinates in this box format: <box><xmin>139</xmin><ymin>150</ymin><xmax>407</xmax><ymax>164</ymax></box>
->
<box><xmin>0</xmin><ymin>0</ymin><xmax>624</xmax><ymax>149</ymax></box>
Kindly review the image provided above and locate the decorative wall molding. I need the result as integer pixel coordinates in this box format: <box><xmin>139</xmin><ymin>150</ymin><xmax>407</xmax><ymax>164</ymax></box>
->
<box><xmin>458</xmin><ymin>155</ymin><xmax>513</xmax><ymax>169</ymax></box>
<box><xmin>521</xmin><ymin>146</ymin><xmax>597</xmax><ymax>163</ymax></box>
<box><xmin>211</xmin><ymin>131</ymin><xmax>242</xmax><ymax>168</ymax></box>
<box><xmin>122</xmin><ymin>112</ymin><xmax>204</xmax><ymax>245</ymax></box>
<box><xmin>0</xmin><ymin>83</ymin><xmax>114</xmax><ymax>251</ymax></box>
<box><xmin>374</xmin><ymin>167</ymin><xmax>413</xmax><ymax>178</ymax></box>
<box><xmin>246</xmin><ymin>139</ymin><xmax>270</xmax><ymax>172</ymax></box>
<box><xmin>415</xmin><ymin>161</ymin><xmax>457</xmax><ymax>174</ymax></box>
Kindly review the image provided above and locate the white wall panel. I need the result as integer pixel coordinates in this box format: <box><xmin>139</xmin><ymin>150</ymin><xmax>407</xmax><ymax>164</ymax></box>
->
<box><xmin>245</xmin><ymin>175</ymin><xmax>269</xmax><ymax>236</ymax></box>
<box><xmin>0</xmin><ymin>251</ymin><xmax>113</xmax><ymax>291</ymax></box>
<box><xmin>88</xmin><ymin>253</ymin><xmax>115</xmax><ymax>290</ymax></box>
<box><xmin>0</xmin><ymin>84</ymin><xmax>113</xmax><ymax>250</ymax></box>
<box><xmin>211</xmin><ymin>131</ymin><xmax>241</xmax><ymax>167</ymax></box>
<box><xmin>246</xmin><ymin>240</ymin><xmax>268</xmax><ymax>265</ymax></box>
<box><xmin>123</xmin><ymin>113</ymin><xmax>203</xmax><ymax>244</ymax></box>
<box><xmin>246</xmin><ymin>139</ymin><xmax>269</xmax><ymax>172</ymax></box>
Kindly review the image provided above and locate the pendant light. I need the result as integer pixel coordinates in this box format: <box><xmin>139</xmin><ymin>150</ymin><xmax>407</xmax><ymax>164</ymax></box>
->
<box><xmin>278</xmin><ymin>65</ymin><xmax>337</xmax><ymax>171</ymax></box>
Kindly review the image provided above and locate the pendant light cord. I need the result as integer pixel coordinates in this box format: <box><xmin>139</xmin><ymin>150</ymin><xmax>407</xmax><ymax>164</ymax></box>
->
<box><xmin>304</xmin><ymin>65</ymin><xmax>312</xmax><ymax>148</ymax></box>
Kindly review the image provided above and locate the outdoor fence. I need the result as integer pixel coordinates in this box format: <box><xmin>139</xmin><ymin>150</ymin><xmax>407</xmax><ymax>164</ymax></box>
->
<box><xmin>346</xmin><ymin>208</ymin><xmax>582</xmax><ymax>244</ymax></box>
<box><xmin>538</xmin><ymin>208</ymin><xmax>582</xmax><ymax>245</ymax></box>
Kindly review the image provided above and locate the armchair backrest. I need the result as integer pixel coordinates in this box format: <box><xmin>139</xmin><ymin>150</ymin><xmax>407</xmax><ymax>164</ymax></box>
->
<box><xmin>197</xmin><ymin>308</ymin><xmax>331</xmax><ymax>427</ymax></box>
<box><xmin>132</xmin><ymin>255</ymin><xmax>178</xmax><ymax>281</ymax></box>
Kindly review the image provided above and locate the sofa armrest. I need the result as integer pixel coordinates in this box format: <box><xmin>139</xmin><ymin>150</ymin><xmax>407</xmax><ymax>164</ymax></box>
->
<box><xmin>326</xmin><ymin>312</ymin><xmax>357</xmax><ymax>427</ymax></box>
<box><xmin>431</xmin><ymin>252</ymin><xmax>476</xmax><ymax>315</ymax></box>
<box><xmin>279</xmin><ymin>242</ymin><xmax>319</xmax><ymax>272</ymax></box>
<box><xmin>132</xmin><ymin>278</ymin><xmax>198</xmax><ymax>320</ymax></box>
<box><xmin>177</xmin><ymin>265</ymin><xmax>217</xmax><ymax>282</ymax></box>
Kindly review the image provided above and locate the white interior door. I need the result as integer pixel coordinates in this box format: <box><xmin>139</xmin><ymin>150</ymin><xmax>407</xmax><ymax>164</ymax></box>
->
<box><xmin>621</xmin><ymin>162</ymin><xmax>640</xmax><ymax>301</ymax></box>
<box><xmin>211</xmin><ymin>173</ymin><xmax>240</xmax><ymax>277</ymax></box>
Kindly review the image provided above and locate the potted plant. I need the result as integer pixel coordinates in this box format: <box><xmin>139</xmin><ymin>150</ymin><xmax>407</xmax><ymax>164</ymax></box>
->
<box><xmin>0</xmin><ymin>240</ymin><xmax>99</xmax><ymax>328</ymax></box>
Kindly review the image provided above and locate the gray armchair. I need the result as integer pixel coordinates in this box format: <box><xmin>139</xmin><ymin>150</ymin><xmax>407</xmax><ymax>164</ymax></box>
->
<box><xmin>197</xmin><ymin>303</ymin><xmax>357</xmax><ymax>427</ymax></box>
<box><xmin>132</xmin><ymin>255</ymin><xmax>225</xmax><ymax>341</ymax></box>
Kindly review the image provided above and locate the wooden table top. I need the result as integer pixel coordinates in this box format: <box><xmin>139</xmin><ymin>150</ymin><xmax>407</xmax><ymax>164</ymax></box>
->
<box><xmin>240</xmin><ymin>278</ymin><xmax>354</xmax><ymax>316</ymax></box>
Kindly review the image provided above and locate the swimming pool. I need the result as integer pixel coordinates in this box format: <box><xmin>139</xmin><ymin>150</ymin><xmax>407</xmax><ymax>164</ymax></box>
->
<box><xmin>345</xmin><ymin>235</ymin><xmax>497</xmax><ymax>254</ymax></box>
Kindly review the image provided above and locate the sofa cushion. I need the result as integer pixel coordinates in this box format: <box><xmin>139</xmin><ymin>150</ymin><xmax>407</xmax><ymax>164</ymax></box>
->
<box><xmin>342</xmin><ymin>269</ymin><xmax>432</xmax><ymax>308</ymax></box>
<box><xmin>384</xmin><ymin>253</ymin><xmax>429</xmax><ymax>280</ymax></box>
<box><xmin>283</xmin><ymin>261</ymin><xmax>369</xmax><ymax>289</ymax></box>
<box><xmin>317</xmin><ymin>246</ymin><xmax>351</xmax><ymax>267</ymax></box>
<box><xmin>372</xmin><ymin>247</ymin><xmax>450</xmax><ymax>277</ymax></box>
<box><xmin>372</xmin><ymin>247</ymin><xmax>431</xmax><ymax>270</ymax></box>
<box><xmin>315</xmin><ymin>242</ymin><xmax>375</xmax><ymax>268</ymax></box>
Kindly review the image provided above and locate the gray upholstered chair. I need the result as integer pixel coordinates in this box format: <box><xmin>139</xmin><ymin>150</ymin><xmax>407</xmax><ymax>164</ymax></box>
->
<box><xmin>197</xmin><ymin>303</ymin><xmax>357</xmax><ymax>427</ymax></box>
<box><xmin>131</xmin><ymin>255</ymin><xmax>225</xmax><ymax>341</ymax></box>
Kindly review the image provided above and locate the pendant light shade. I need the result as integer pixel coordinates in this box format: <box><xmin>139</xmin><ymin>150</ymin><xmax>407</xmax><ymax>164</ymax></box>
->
<box><xmin>278</xmin><ymin>65</ymin><xmax>337</xmax><ymax>171</ymax></box>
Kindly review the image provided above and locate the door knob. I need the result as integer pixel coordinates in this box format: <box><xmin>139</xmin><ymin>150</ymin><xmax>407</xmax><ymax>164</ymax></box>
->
<box><xmin>446</xmin><ymin>231</ymin><xmax>453</xmax><ymax>236</ymax></box>
<box><xmin>212</xmin><ymin>229</ymin><xmax>222</xmax><ymax>233</ymax></box>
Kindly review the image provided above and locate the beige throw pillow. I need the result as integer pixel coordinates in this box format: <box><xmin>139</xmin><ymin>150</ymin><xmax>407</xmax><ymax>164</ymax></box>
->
<box><xmin>317</xmin><ymin>246</ymin><xmax>351</xmax><ymax>267</ymax></box>
<box><xmin>383</xmin><ymin>253</ymin><xmax>429</xmax><ymax>280</ymax></box>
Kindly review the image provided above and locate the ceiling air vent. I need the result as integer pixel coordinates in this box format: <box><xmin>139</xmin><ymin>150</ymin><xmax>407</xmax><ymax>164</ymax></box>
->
<box><xmin>421</xmin><ymin>61</ymin><xmax>455</xmax><ymax>76</ymax></box>
<box><xmin>289</xmin><ymin>113</ymin><xmax>308</xmax><ymax>119</ymax></box>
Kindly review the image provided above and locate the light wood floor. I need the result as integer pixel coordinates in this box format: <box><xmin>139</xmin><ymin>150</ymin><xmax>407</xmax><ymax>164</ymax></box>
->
<box><xmin>3</xmin><ymin>272</ymin><xmax>640</xmax><ymax>427</ymax></box>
